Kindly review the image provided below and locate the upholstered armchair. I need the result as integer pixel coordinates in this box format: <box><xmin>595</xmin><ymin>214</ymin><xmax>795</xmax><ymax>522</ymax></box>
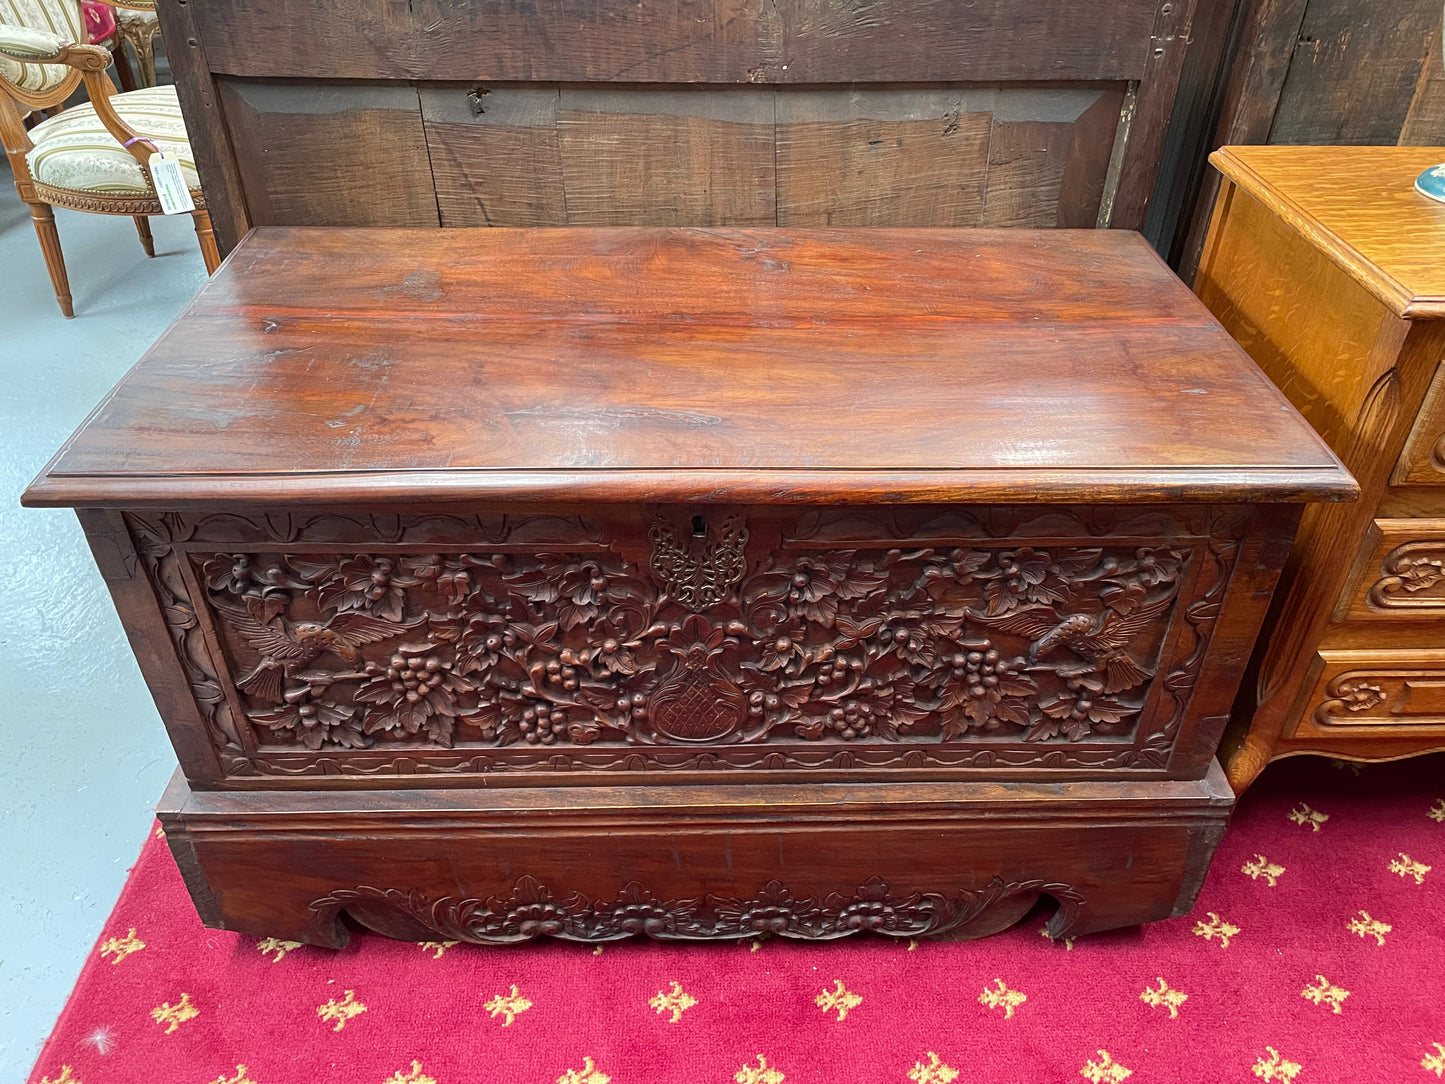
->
<box><xmin>112</xmin><ymin>1</ymin><xmax>159</xmax><ymax>87</ymax></box>
<box><xmin>0</xmin><ymin>0</ymin><xmax>218</xmax><ymax>317</ymax></box>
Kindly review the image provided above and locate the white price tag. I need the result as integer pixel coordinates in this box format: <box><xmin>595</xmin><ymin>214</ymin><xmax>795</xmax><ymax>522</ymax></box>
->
<box><xmin>148</xmin><ymin>154</ymin><xmax>195</xmax><ymax>215</ymax></box>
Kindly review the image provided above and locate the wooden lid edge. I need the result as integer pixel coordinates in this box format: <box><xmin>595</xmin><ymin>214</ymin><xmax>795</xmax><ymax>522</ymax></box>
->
<box><xmin>21</xmin><ymin>465</ymin><xmax>1359</xmax><ymax>510</ymax></box>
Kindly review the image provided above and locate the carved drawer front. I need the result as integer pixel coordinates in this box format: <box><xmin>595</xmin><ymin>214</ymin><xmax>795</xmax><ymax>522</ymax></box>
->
<box><xmin>123</xmin><ymin>503</ymin><xmax>1254</xmax><ymax>786</ymax></box>
<box><xmin>1393</xmin><ymin>362</ymin><xmax>1445</xmax><ymax>487</ymax></box>
<box><xmin>1339</xmin><ymin>520</ymin><xmax>1445</xmax><ymax>621</ymax></box>
<box><xmin>1293</xmin><ymin>652</ymin><xmax>1445</xmax><ymax>740</ymax></box>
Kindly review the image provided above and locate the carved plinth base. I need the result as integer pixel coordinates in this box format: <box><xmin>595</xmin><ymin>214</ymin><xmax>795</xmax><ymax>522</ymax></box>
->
<box><xmin>157</xmin><ymin>762</ymin><xmax>1234</xmax><ymax>947</ymax></box>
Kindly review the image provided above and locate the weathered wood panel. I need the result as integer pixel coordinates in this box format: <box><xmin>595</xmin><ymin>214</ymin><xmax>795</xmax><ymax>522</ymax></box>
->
<box><xmin>979</xmin><ymin>89</ymin><xmax>1122</xmax><ymax>228</ymax></box>
<box><xmin>217</xmin><ymin>81</ymin><xmax>440</xmax><ymax>228</ymax></box>
<box><xmin>420</xmin><ymin>85</ymin><xmax>565</xmax><ymax>228</ymax></box>
<box><xmin>1269</xmin><ymin>0</ymin><xmax>1443</xmax><ymax>144</ymax></box>
<box><xmin>418</xmin><ymin>83</ymin><xmax>1125</xmax><ymax>231</ymax></box>
<box><xmin>981</xmin><ymin>122</ymin><xmax>1074</xmax><ymax>228</ymax></box>
<box><xmin>192</xmin><ymin>0</ymin><xmax>1162</xmax><ymax>84</ymax></box>
<box><xmin>153</xmin><ymin>0</ymin><xmax>250</xmax><ymax>247</ymax></box>
<box><xmin>1106</xmin><ymin>0</ymin><xmax>1201</xmax><ymax>229</ymax></box>
<box><xmin>1058</xmin><ymin>86</ymin><xmax>1130</xmax><ymax>228</ymax></box>
<box><xmin>774</xmin><ymin>87</ymin><xmax>992</xmax><ymax>227</ymax></box>
<box><xmin>1400</xmin><ymin>15</ymin><xmax>1445</xmax><ymax>145</ymax></box>
<box><xmin>1176</xmin><ymin>1</ymin><xmax>1445</xmax><ymax>283</ymax></box>
<box><xmin>556</xmin><ymin>87</ymin><xmax>776</xmax><ymax>226</ymax></box>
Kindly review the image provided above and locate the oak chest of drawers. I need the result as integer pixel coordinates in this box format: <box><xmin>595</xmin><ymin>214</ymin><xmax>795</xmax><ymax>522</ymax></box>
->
<box><xmin>1196</xmin><ymin>146</ymin><xmax>1445</xmax><ymax>792</ymax></box>
<box><xmin>25</xmin><ymin>226</ymin><xmax>1351</xmax><ymax>945</ymax></box>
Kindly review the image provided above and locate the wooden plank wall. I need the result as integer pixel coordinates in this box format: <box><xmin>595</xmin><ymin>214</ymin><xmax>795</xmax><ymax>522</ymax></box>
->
<box><xmin>1174</xmin><ymin>0</ymin><xmax>1445</xmax><ymax>278</ymax></box>
<box><xmin>155</xmin><ymin>0</ymin><xmax>1210</xmax><ymax>253</ymax></box>
<box><xmin>1268</xmin><ymin>0</ymin><xmax>1443</xmax><ymax>143</ymax></box>
<box><xmin>216</xmin><ymin>83</ymin><xmax>441</xmax><ymax>228</ymax></box>
<box><xmin>387</xmin><ymin>83</ymin><xmax>1127</xmax><ymax>231</ymax></box>
<box><xmin>188</xmin><ymin>0</ymin><xmax>1160</xmax><ymax>84</ymax></box>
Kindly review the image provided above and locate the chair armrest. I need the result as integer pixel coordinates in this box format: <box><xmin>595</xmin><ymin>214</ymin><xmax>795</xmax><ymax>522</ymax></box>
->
<box><xmin>0</xmin><ymin>22</ymin><xmax>110</xmax><ymax>69</ymax></box>
<box><xmin>0</xmin><ymin>22</ymin><xmax>68</xmax><ymax>60</ymax></box>
<box><xmin>0</xmin><ymin>28</ymin><xmax>149</xmax><ymax>172</ymax></box>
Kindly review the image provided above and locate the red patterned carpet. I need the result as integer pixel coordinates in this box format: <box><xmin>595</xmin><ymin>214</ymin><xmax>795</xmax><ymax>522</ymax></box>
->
<box><xmin>28</xmin><ymin>755</ymin><xmax>1445</xmax><ymax>1084</ymax></box>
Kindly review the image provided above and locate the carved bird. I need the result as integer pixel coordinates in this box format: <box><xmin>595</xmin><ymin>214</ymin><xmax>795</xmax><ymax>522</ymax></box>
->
<box><xmin>971</xmin><ymin>595</ymin><xmax>1174</xmax><ymax>694</ymax></box>
<box><xmin>216</xmin><ymin>604</ymin><xmax>412</xmax><ymax>702</ymax></box>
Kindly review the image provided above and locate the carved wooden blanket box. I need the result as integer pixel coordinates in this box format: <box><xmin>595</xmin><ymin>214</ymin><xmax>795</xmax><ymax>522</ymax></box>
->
<box><xmin>24</xmin><ymin>226</ymin><xmax>1353</xmax><ymax>946</ymax></box>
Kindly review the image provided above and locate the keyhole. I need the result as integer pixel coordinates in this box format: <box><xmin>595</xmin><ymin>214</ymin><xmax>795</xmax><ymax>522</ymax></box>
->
<box><xmin>692</xmin><ymin>515</ymin><xmax>707</xmax><ymax>537</ymax></box>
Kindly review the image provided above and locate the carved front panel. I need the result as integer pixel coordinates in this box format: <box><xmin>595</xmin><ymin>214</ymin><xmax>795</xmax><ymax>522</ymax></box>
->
<box><xmin>125</xmin><ymin>505</ymin><xmax>1247</xmax><ymax>782</ymax></box>
<box><xmin>1297</xmin><ymin>653</ymin><xmax>1445</xmax><ymax>738</ymax></box>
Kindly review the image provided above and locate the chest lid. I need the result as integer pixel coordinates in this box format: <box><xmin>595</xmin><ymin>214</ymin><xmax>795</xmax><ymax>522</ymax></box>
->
<box><xmin>24</xmin><ymin>226</ymin><xmax>1353</xmax><ymax>508</ymax></box>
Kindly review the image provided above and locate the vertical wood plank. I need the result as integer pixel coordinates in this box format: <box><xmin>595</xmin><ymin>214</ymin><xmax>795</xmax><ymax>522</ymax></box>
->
<box><xmin>154</xmin><ymin>0</ymin><xmax>251</xmax><ymax>252</ymax></box>
<box><xmin>775</xmin><ymin>87</ymin><xmax>993</xmax><ymax>227</ymax></box>
<box><xmin>1109</xmin><ymin>0</ymin><xmax>1201</xmax><ymax>230</ymax></box>
<box><xmin>420</xmin><ymin>84</ymin><xmax>566</xmax><ymax>227</ymax></box>
<box><xmin>1211</xmin><ymin>0</ymin><xmax>1312</xmax><ymax>147</ymax></box>
<box><xmin>1269</xmin><ymin>0</ymin><xmax>1442</xmax><ymax>143</ymax></box>
<box><xmin>1173</xmin><ymin>0</ymin><xmax>1310</xmax><ymax>282</ymax></box>
<box><xmin>1400</xmin><ymin>13</ymin><xmax>1445</xmax><ymax>144</ymax></box>
<box><xmin>1057</xmin><ymin>86</ymin><xmax>1128</xmax><ymax>227</ymax></box>
<box><xmin>981</xmin><ymin>88</ymin><xmax>1116</xmax><ymax>228</ymax></box>
<box><xmin>1141</xmin><ymin>0</ymin><xmax>1242</xmax><ymax>253</ymax></box>
<box><xmin>555</xmin><ymin>86</ymin><xmax>775</xmax><ymax>226</ymax></box>
<box><xmin>216</xmin><ymin>81</ymin><xmax>440</xmax><ymax>228</ymax></box>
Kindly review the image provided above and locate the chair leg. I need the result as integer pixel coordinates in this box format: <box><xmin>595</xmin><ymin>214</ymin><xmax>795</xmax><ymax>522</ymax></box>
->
<box><xmin>112</xmin><ymin>43</ymin><xmax>137</xmax><ymax>92</ymax></box>
<box><xmin>28</xmin><ymin>201</ymin><xmax>74</xmax><ymax>318</ymax></box>
<box><xmin>133</xmin><ymin>215</ymin><xmax>155</xmax><ymax>257</ymax></box>
<box><xmin>136</xmin><ymin>34</ymin><xmax>157</xmax><ymax>89</ymax></box>
<box><xmin>192</xmin><ymin>209</ymin><xmax>221</xmax><ymax>274</ymax></box>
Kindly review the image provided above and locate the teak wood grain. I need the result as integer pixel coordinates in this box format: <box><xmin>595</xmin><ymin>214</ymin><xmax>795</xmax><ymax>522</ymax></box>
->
<box><xmin>158</xmin><ymin>765</ymin><xmax>1236</xmax><ymax>947</ymax></box>
<box><xmin>24</xmin><ymin>227</ymin><xmax>1352</xmax><ymax>510</ymax></box>
<box><xmin>29</xmin><ymin>226</ymin><xmax>1352</xmax><ymax>945</ymax></box>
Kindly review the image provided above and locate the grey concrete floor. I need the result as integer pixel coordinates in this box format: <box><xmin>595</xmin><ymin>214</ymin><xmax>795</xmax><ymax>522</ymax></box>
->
<box><xmin>0</xmin><ymin>163</ymin><xmax>207</xmax><ymax>1081</ymax></box>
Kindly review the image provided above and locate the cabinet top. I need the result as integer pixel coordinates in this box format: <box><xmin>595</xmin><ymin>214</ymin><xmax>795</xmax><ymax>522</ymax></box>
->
<box><xmin>25</xmin><ymin>227</ymin><xmax>1352</xmax><ymax>508</ymax></box>
<box><xmin>1212</xmin><ymin>145</ymin><xmax>1445</xmax><ymax>320</ymax></box>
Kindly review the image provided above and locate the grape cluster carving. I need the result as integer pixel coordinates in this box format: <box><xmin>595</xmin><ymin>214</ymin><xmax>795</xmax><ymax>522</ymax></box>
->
<box><xmin>200</xmin><ymin>540</ymin><xmax>1183</xmax><ymax>753</ymax></box>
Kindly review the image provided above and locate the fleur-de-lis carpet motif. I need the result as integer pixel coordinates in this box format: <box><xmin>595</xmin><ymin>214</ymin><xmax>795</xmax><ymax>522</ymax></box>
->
<box><xmin>315</xmin><ymin>990</ymin><xmax>366</xmax><ymax>1032</ymax></box>
<box><xmin>254</xmin><ymin>938</ymin><xmax>299</xmax><ymax>963</ymax></box>
<box><xmin>97</xmin><ymin>929</ymin><xmax>145</xmax><ymax>966</ymax></box>
<box><xmin>24</xmin><ymin>757</ymin><xmax>1445</xmax><ymax>1084</ymax></box>
<box><xmin>648</xmin><ymin>981</ymin><xmax>697</xmax><ymax>1024</ymax></box>
<box><xmin>481</xmin><ymin>985</ymin><xmax>531</xmax><ymax>1026</ymax></box>
<box><xmin>1346</xmin><ymin>910</ymin><xmax>1391</xmax><ymax>946</ymax></box>
<box><xmin>1138</xmin><ymin>978</ymin><xmax>1187</xmax><ymax>1018</ymax></box>
<box><xmin>814</xmin><ymin>979</ymin><xmax>862</xmax><ymax>1022</ymax></box>
<box><xmin>978</xmin><ymin>978</ymin><xmax>1026</xmax><ymax>1019</ymax></box>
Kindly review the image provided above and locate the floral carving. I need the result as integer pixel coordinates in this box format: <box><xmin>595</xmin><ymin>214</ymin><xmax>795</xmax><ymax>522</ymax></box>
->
<box><xmin>189</xmin><ymin>535</ymin><xmax>1186</xmax><ymax>756</ymax></box>
<box><xmin>1366</xmin><ymin>542</ymin><xmax>1445</xmax><ymax>612</ymax></box>
<box><xmin>1313</xmin><ymin>674</ymin><xmax>1405</xmax><ymax>727</ymax></box>
<box><xmin>306</xmin><ymin>874</ymin><xmax>1084</xmax><ymax>945</ymax></box>
<box><xmin>121</xmin><ymin>507</ymin><xmax>1252</xmax><ymax>777</ymax></box>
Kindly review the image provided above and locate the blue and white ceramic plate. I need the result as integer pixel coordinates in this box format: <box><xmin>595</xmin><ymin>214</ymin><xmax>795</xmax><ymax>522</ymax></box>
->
<box><xmin>1417</xmin><ymin>164</ymin><xmax>1445</xmax><ymax>204</ymax></box>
